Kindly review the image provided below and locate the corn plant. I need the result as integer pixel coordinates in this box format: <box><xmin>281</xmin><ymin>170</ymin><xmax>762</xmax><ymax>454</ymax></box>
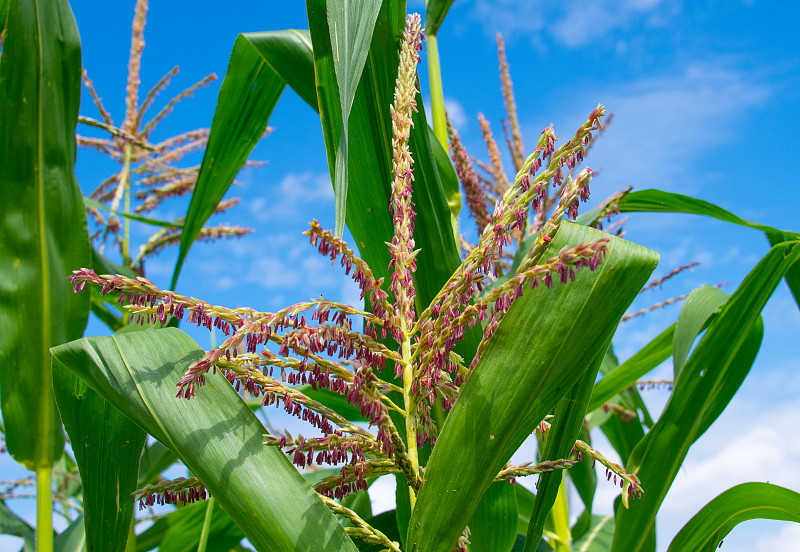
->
<box><xmin>2</xmin><ymin>1</ymin><xmax>800</xmax><ymax>552</ymax></box>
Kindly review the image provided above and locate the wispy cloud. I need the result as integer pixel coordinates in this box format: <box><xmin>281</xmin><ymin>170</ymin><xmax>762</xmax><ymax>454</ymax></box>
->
<box><xmin>247</xmin><ymin>171</ymin><xmax>333</xmax><ymax>223</ymax></box>
<box><xmin>556</xmin><ymin>63</ymin><xmax>769</xmax><ymax>195</ymax></box>
<box><xmin>468</xmin><ymin>0</ymin><xmax>676</xmax><ymax>48</ymax></box>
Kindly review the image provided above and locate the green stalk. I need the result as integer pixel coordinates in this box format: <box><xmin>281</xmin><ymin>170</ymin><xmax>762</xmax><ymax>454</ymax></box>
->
<box><xmin>36</xmin><ymin>466</ymin><xmax>53</xmax><ymax>552</ymax></box>
<box><xmin>402</xmin><ymin>334</ymin><xmax>419</xmax><ymax>509</ymax></box>
<box><xmin>426</xmin><ymin>32</ymin><xmax>448</xmax><ymax>148</ymax></box>
<box><xmin>197</xmin><ymin>497</ymin><xmax>215</xmax><ymax>552</ymax></box>
<box><xmin>121</xmin><ymin>142</ymin><xmax>133</xmax><ymax>266</ymax></box>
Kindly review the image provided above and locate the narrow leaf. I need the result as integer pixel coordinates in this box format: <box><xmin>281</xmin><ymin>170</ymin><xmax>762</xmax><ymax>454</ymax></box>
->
<box><xmin>573</xmin><ymin>516</ymin><xmax>614</xmax><ymax>552</ymax></box>
<box><xmin>668</xmin><ymin>483</ymin><xmax>800</xmax><ymax>552</ymax></box>
<box><xmin>766</xmin><ymin>230</ymin><xmax>800</xmax><ymax>309</ymax></box>
<box><xmin>611</xmin><ymin>240</ymin><xmax>800</xmax><ymax>552</ymax></box>
<box><xmin>407</xmin><ymin>223</ymin><xmax>658</xmax><ymax>552</ymax></box>
<box><xmin>672</xmin><ymin>285</ymin><xmax>727</xmax><ymax>379</ymax></box>
<box><xmin>0</xmin><ymin>0</ymin><xmax>89</xmax><ymax>469</ymax></box>
<box><xmin>51</xmin><ymin>328</ymin><xmax>358</xmax><ymax>552</ymax></box>
<box><xmin>326</xmin><ymin>0</ymin><xmax>381</xmax><ymax>236</ymax></box>
<box><xmin>84</xmin><ymin>198</ymin><xmax>182</xmax><ymax>229</ymax></box>
<box><xmin>171</xmin><ymin>34</ymin><xmax>286</xmax><ymax>290</ymax></box>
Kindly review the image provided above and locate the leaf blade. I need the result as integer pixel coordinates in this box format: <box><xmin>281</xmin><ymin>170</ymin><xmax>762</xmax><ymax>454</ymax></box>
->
<box><xmin>407</xmin><ymin>223</ymin><xmax>659</xmax><ymax>552</ymax></box>
<box><xmin>51</xmin><ymin>328</ymin><xmax>358</xmax><ymax>552</ymax></box>
<box><xmin>0</xmin><ymin>0</ymin><xmax>89</xmax><ymax>469</ymax></box>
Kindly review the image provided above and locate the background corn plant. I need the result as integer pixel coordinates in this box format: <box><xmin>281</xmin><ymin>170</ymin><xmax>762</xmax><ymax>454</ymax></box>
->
<box><xmin>1</xmin><ymin>1</ymin><xmax>799</xmax><ymax>551</ymax></box>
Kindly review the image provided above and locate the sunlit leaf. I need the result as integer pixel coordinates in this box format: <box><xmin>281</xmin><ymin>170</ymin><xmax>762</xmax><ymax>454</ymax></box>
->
<box><xmin>673</xmin><ymin>285</ymin><xmax>727</xmax><ymax>379</ymax></box>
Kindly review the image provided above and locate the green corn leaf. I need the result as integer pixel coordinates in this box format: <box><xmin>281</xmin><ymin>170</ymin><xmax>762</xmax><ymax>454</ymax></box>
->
<box><xmin>407</xmin><ymin>223</ymin><xmax>658</xmax><ymax>552</ymax></box>
<box><xmin>351</xmin><ymin>510</ymin><xmax>402</xmax><ymax>552</ymax></box>
<box><xmin>326</xmin><ymin>0</ymin><xmax>381</xmax><ymax>237</ymax></box>
<box><xmin>617</xmin><ymin>188</ymin><xmax>799</xmax><ymax>310</ymax></box>
<box><xmin>468</xmin><ymin>482</ymin><xmax>518</xmax><ymax>552</ymax></box>
<box><xmin>766</xmin><ymin>230</ymin><xmax>800</xmax><ymax>309</ymax></box>
<box><xmin>51</xmin><ymin>328</ymin><xmax>358</xmax><ymax>552</ymax></box>
<box><xmin>573</xmin><ymin>516</ymin><xmax>614</xmax><ymax>552</ymax></box>
<box><xmin>0</xmin><ymin>0</ymin><xmax>8</xmax><ymax>36</ymax></box>
<box><xmin>672</xmin><ymin>285</ymin><xmax>728</xmax><ymax>380</ymax></box>
<box><xmin>0</xmin><ymin>0</ymin><xmax>89</xmax><ymax>470</ymax></box>
<box><xmin>522</xmin><ymin>339</ymin><xmax>610</xmax><ymax>551</ymax></box>
<box><xmin>667</xmin><ymin>482</ymin><xmax>800</xmax><ymax>552</ymax></box>
<box><xmin>618</xmin><ymin>189</ymin><xmax>797</xmax><ymax>237</ymax></box>
<box><xmin>170</xmin><ymin>34</ymin><xmax>288</xmax><ymax>290</ymax></box>
<box><xmin>425</xmin><ymin>0</ymin><xmax>456</xmax><ymax>36</ymax></box>
<box><xmin>53</xmin><ymin>365</ymin><xmax>146</xmax><ymax>552</ymax></box>
<box><xmin>588</xmin><ymin>324</ymin><xmax>675</xmax><ymax>413</ymax></box>
<box><xmin>611</xmin><ymin>240</ymin><xmax>800</xmax><ymax>552</ymax></box>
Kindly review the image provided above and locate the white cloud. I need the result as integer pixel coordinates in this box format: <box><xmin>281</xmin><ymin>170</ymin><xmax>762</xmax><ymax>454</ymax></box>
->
<box><xmin>563</xmin><ymin>63</ymin><xmax>769</xmax><ymax>195</ymax></box>
<box><xmin>248</xmin><ymin>171</ymin><xmax>333</xmax><ymax>223</ymax></box>
<box><xmin>468</xmin><ymin>0</ymin><xmax>676</xmax><ymax>48</ymax></box>
<box><xmin>756</xmin><ymin>523</ymin><xmax>800</xmax><ymax>552</ymax></box>
<box><xmin>444</xmin><ymin>97</ymin><xmax>468</xmax><ymax>130</ymax></box>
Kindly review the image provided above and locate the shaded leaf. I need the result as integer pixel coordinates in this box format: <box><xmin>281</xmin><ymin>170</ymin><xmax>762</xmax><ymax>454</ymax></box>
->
<box><xmin>407</xmin><ymin>223</ymin><xmax>658</xmax><ymax>552</ymax></box>
<box><xmin>138</xmin><ymin>440</ymin><xmax>179</xmax><ymax>487</ymax></box>
<box><xmin>51</xmin><ymin>328</ymin><xmax>357</xmax><ymax>552</ymax></box>
<box><xmin>296</xmin><ymin>384</ymin><xmax>368</xmax><ymax>422</ymax></box>
<box><xmin>766</xmin><ymin>230</ymin><xmax>800</xmax><ymax>310</ymax></box>
<box><xmin>0</xmin><ymin>0</ymin><xmax>89</xmax><ymax>470</ymax></box>
<box><xmin>667</xmin><ymin>483</ymin><xmax>800</xmax><ymax>552</ymax></box>
<box><xmin>53</xmin><ymin>365</ymin><xmax>145</xmax><ymax>552</ymax></box>
<box><xmin>156</xmin><ymin>501</ymin><xmax>245</xmax><ymax>552</ymax></box>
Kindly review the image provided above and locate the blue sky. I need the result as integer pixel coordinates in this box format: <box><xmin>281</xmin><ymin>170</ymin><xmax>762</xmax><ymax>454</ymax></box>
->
<box><xmin>3</xmin><ymin>1</ymin><xmax>800</xmax><ymax>550</ymax></box>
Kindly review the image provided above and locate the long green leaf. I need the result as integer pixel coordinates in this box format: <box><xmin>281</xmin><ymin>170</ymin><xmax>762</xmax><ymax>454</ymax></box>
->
<box><xmin>53</xmin><ymin>366</ymin><xmax>145</xmax><ymax>552</ymax></box>
<box><xmin>151</xmin><ymin>501</ymin><xmax>245</xmax><ymax>552</ymax></box>
<box><xmin>618</xmin><ymin>189</ymin><xmax>798</xmax><ymax>237</ymax></box>
<box><xmin>53</xmin><ymin>515</ymin><xmax>86</xmax><ymax>552</ymax></box>
<box><xmin>668</xmin><ymin>483</ymin><xmax>800</xmax><ymax>552</ymax></box>
<box><xmin>407</xmin><ymin>223</ymin><xmax>658</xmax><ymax>552</ymax></box>
<box><xmin>0</xmin><ymin>0</ymin><xmax>89</xmax><ymax>472</ymax></box>
<box><xmin>611</xmin><ymin>240</ymin><xmax>800</xmax><ymax>552</ymax></box>
<box><xmin>427</xmin><ymin>124</ymin><xmax>461</xmax><ymax>246</ymax></box>
<box><xmin>326</xmin><ymin>0</ymin><xmax>381</xmax><ymax>237</ymax></box>
<box><xmin>170</xmin><ymin>34</ymin><xmax>287</xmax><ymax>290</ymax></box>
<box><xmin>672</xmin><ymin>285</ymin><xmax>727</xmax><ymax>379</ymax></box>
<box><xmin>766</xmin><ymin>230</ymin><xmax>800</xmax><ymax>309</ymax></box>
<box><xmin>51</xmin><ymin>328</ymin><xmax>357</xmax><ymax>552</ymax></box>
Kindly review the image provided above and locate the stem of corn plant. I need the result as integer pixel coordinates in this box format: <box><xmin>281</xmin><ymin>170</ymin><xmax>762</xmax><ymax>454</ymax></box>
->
<box><xmin>197</xmin><ymin>496</ymin><xmax>215</xmax><ymax>552</ymax></box>
<box><xmin>402</xmin><ymin>332</ymin><xmax>419</xmax><ymax>509</ymax></box>
<box><xmin>121</xmin><ymin>142</ymin><xmax>133</xmax><ymax>266</ymax></box>
<box><xmin>36</xmin><ymin>466</ymin><xmax>53</xmax><ymax>552</ymax></box>
<box><xmin>425</xmin><ymin>31</ymin><xmax>448</xmax><ymax>148</ymax></box>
